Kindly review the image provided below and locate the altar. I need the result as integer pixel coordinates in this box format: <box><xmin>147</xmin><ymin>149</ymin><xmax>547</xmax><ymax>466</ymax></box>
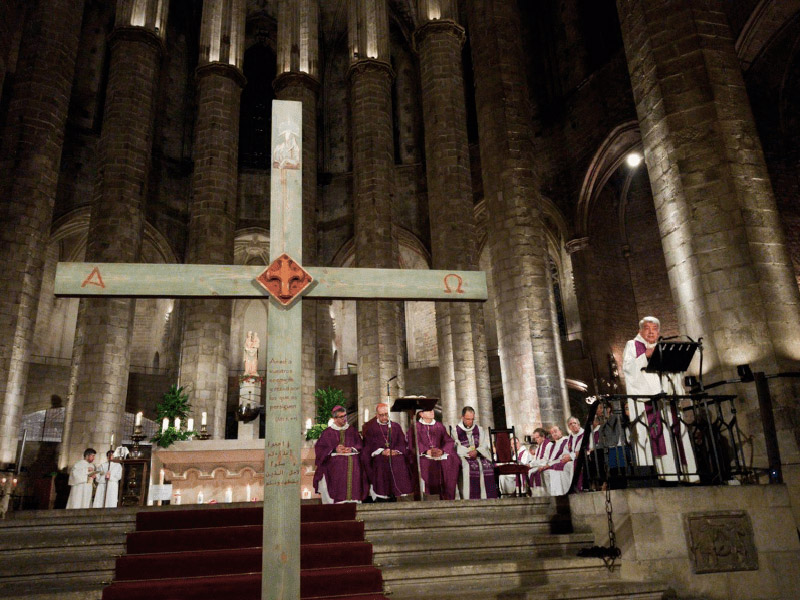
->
<box><xmin>150</xmin><ymin>439</ymin><xmax>318</xmax><ymax>505</ymax></box>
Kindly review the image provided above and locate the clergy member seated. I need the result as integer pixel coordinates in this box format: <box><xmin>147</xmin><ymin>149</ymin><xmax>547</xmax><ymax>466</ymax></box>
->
<box><xmin>622</xmin><ymin>316</ymin><xmax>698</xmax><ymax>482</ymax></box>
<box><xmin>556</xmin><ymin>416</ymin><xmax>585</xmax><ymax>491</ymax></box>
<box><xmin>498</xmin><ymin>437</ymin><xmax>532</xmax><ymax>496</ymax></box>
<box><xmin>452</xmin><ymin>406</ymin><xmax>498</xmax><ymax>499</ymax></box>
<box><xmin>66</xmin><ymin>448</ymin><xmax>97</xmax><ymax>509</ymax></box>
<box><xmin>410</xmin><ymin>409</ymin><xmax>459</xmax><ymax>500</ymax></box>
<box><xmin>361</xmin><ymin>402</ymin><xmax>413</xmax><ymax>501</ymax></box>
<box><xmin>528</xmin><ymin>428</ymin><xmax>552</xmax><ymax>496</ymax></box>
<box><xmin>543</xmin><ymin>425</ymin><xmax>571</xmax><ymax>496</ymax></box>
<box><xmin>93</xmin><ymin>450</ymin><xmax>123</xmax><ymax>508</ymax></box>
<box><xmin>313</xmin><ymin>406</ymin><xmax>367</xmax><ymax>503</ymax></box>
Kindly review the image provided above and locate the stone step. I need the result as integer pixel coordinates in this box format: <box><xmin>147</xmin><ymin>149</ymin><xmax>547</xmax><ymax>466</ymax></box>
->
<box><xmin>0</xmin><ymin>522</ymin><xmax>131</xmax><ymax>551</ymax></box>
<box><xmin>371</xmin><ymin>532</ymin><xmax>594</xmax><ymax>567</ymax></box>
<box><xmin>0</xmin><ymin>571</ymin><xmax>111</xmax><ymax>600</ymax></box>
<box><xmin>0</xmin><ymin>543</ymin><xmax>125</xmax><ymax>577</ymax></box>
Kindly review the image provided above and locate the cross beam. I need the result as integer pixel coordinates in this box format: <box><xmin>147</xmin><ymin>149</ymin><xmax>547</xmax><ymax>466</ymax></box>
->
<box><xmin>54</xmin><ymin>100</ymin><xmax>487</xmax><ymax>600</ymax></box>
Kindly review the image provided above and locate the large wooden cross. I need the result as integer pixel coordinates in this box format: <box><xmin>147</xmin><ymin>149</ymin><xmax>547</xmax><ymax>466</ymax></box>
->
<box><xmin>55</xmin><ymin>100</ymin><xmax>487</xmax><ymax>600</ymax></box>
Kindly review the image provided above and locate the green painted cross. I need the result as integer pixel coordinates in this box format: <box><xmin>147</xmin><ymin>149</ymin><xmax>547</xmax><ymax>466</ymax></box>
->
<box><xmin>55</xmin><ymin>100</ymin><xmax>487</xmax><ymax>600</ymax></box>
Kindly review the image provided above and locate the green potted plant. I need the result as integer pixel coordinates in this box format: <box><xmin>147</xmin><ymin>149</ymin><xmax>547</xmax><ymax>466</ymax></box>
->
<box><xmin>306</xmin><ymin>387</ymin><xmax>347</xmax><ymax>441</ymax></box>
<box><xmin>150</xmin><ymin>385</ymin><xmax>194</xmax><ymax>448</ymax></box>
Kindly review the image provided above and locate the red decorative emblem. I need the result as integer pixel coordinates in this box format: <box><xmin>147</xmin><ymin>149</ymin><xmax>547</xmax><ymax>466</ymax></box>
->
<box><xmin>256</xmin><ymin>253</ymin><xmax>313</xmax><ymax>306</ymax></box>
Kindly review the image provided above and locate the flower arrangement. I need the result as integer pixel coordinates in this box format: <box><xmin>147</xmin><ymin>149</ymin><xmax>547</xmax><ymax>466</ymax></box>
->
<box><xmin>239</xmin><ymin>374</ymin><xmax>265</xmax><ymax>386</ymax></box>
<box><xmin>150</xmin><ymin>385</ymin><xmax>194</xmax><ymax>448</ymax></box>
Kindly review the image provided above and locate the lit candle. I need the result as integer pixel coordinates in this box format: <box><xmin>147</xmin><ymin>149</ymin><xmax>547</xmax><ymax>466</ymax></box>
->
<box><xmin>246</xmin><ymin>483</ymin><xmax>251</xmax><ymax>501</ymax></box>
<box><xmin>1</xmin><ymin>477</ymin><xmax>6</xmax><ymax>486</ymax></box>
<box><xmin>174</xmin><ymin>417</ymin><xmax>181</xmax><ymax>430</ymax></box>
<box><xmin>225</xmin><ymin>487</ymin><xmax>233</xmax><ymax>503</ymax></box>
<box><xmin>174</xmin><ymin>491</ymin><xmax>182</xmax><ymax>505</ymax></box>
<box><xmin>305</xmin><ymin>418</ymin><xmax>312</xmax><ymax>431</ymax></box>
<box><xmin>12</xmin><ymin>478</ymin><xmax>18</xmax><ymax>488</ymax></box>
<box><xmin>197</xmin><ymin>491</ymin><xmax>204</xmax><ymax>504</ymax></box>
<box><xmin>159</xmin><ymin>468</ymin><xmax>165</xmax><ymax>485</ymax></box>
<box><xmin>201</xmin><ymin>412</ymin><xmax>207</xmax><ymax>426</ymax></box>
<box><xmin>302</xmin><ymin>487</ymin><xmax>311</xmax><ymax>499</ymax></box>
<box><xmin>135</xmin><ymin>412</ymin><xmax>143</xmax><ymax>426</ymax></box>
<box><xmin>110</xmin><ymin>433</ymin><xmax>114</xmax><ymax>448</ymax></box>
<box><xmin>364</xmin><ymin>408</ymin><xmax>369</xmax><ymax>422</ymax></box>
<box><xmin>187</xmin><ymin>418</ymin><xmax>194</xmax><ymax>432</ymax></box>
<box><xmin>162</xmin><ymin>417</ymin><xmax>169</xmax><ymax>432</ymax></box>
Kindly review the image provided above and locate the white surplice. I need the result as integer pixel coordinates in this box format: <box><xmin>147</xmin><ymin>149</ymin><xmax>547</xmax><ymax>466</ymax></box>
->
<box><xmin>453</xmin><ymin>423</ymin><xmax>493</xmax><ymax>499</ymax></box>
<box><xmin>92</xmin><ymin>460</ymin><xmax>123</xmax><ymax>508</ymax></box>
<box><xmin>498</xmin><ymin>447</ymin><xmax>532</xmax><ymax>496</ymax></box>
<box><xmin>66</xmin><ymin>459</ymin><xmax>95</xmax><ymax>509</ymax></box>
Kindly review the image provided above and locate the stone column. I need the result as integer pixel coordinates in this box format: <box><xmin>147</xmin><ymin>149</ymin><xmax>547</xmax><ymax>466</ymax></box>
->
<box><xmin>64</xmin><ymin>2</ymin><xmax>168</xmax><ymax>467</ymax></box>
<box><xmin>414</xmin><ymin>4</ymin><xmax>492</xmax><ymax>427</ymax></box>
<box><xmin>0</xmin><ymin>0</ymin><xmax>85</xmax><ymax>467</ymax></box>
<box><xmin>617</xmin><ymin>0</ymin><xmax>800</xmax><ymax>461</ymax></box>
<box><xmin>275</xmin><ymin>0</ymin><xmax>320</xmax><ymax>431</ymax></box>
<box><xmin>348</xmin><ymin>0</ymin><xmax>405</xmax><ymax>425</ymax></box>
<box><xmin>465</xmin><ymin>0</ymin><xmax>568</xmax><ymax>435</ymax></box>
<box><xmin>178</xmin><ymin>0</ymin><xmax>246</xmax><ymax>439</ymax></box>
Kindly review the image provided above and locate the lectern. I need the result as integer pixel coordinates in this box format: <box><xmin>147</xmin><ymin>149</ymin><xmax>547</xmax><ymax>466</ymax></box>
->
<box><xmin>391</xmin><ymin>397</ymin><xmax>438</xmax><ymax>501</ymax></box>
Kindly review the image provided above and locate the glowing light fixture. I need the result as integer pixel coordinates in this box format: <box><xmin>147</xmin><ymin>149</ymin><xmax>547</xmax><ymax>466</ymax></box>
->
<box><xmin>626</xmin><ymin>152</ymin><xmax>642</xmax><ymax>168</ymax></box>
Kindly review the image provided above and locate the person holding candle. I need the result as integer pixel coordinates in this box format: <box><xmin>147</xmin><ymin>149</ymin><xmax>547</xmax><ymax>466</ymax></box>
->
<box><xmin>93</xmin><ymin>450</ymin><xmax>123</xmax><ymax>508</ymax></box>
<box><xmin>66</xmin><ymin>448</ymin><xmax>97</xmax><ymax>509</ymax></box>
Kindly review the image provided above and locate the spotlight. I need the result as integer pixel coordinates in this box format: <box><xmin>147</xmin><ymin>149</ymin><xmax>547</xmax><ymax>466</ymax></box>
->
<box><xmin>626</xmin><ymin>152</ymin><xmax>642</xmax><ymax>168</ymax></box>
<box><xmin>736</xmin><ymin>364</ymin><xmax>754</xmax><ymax>383</ymax></box>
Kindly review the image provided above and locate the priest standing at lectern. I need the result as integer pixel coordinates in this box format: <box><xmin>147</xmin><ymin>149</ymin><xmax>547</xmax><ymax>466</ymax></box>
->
<box><xmin>411</xmin><ymin>409</ymin><xmax>459</xmax><ymax>500</ymax></box>
<box><xmin>453</xmin><ymin>406</ymin><xmax>498</xmax><ymax>499</ymax></box>
<box><xmin>622</xmin><ymin>316</ymin><xmax>698</xmax><ymax>482</ymax></box>
<box><xmin>313</xmin><ymin>406</ymin><xmax>367</xmax><ymax>503</ymax></box>
<box><xmin>361</xmin><ymin>403</ymin><xmax>413</xmax><ymax>501</ymax></box>
<box><xmin>66</xmin><ymin>448</ymin><xmax>97</xmax><ymax>509</ymax></box>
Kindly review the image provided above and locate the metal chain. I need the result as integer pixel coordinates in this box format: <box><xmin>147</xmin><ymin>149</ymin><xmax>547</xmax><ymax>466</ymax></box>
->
<box><xmin>604</xmin><ymin>482</ymin><xmax>618</xmax><ymax>569</ymax></box>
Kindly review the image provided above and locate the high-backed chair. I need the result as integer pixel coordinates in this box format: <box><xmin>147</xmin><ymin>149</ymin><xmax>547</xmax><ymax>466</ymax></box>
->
<box><xmin>489</xmin><ymin>427</ymin><xmax>530</xmax><ymax>497</ymax></box>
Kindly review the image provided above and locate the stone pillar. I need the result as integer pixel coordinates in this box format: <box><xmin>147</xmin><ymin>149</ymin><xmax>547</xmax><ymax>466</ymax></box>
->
<box><xmin>178</xmin><ymin>0</ymin><xmax>246</xmax><ymax>440</ymax></box>
<box><xmin>347</xmin><ymin>0</ymin><xmax>405</xmax><ymax>425</ymax></box>
<box><xmin>275</xmin><ymin>0</ymin><xmax>320</xmax><ymax>431</ymax></box>
<box><xmin>414</xmin><ymin>5</ymin><xmax>492</xmax><ymax>427</ymax></box>
<box><xmin>465</xmin><ymin>0</ymin><xmax>568</xmax><ymax>435</ymax></box>
<box><xmin>0</xmin><ymin>0</ymin><xmax>85</xmax><ymax>467</ymax></box>
<box><xmin>617</xmin><ymin>0</ymin><xmax>800</xmax><ymax>462</ymax></box>
<box><xmin>65</xmin><ymin>2</ymin><xmax>168</xmax><ymax>467</ymax></box>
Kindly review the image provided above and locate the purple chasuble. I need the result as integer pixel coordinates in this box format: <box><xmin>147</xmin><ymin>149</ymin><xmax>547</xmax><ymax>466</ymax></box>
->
<box><xmin>313</xmin><ymin>425</ymin><xmax>367</xmax><ymax>502</ymax></box>
<box><xmin>456</xmin><ymin>426</ymin><xmax>498</xmax><ymax>499</ymax></box>
<box><xmin>410</xmin><ymin>421</ymin><xmax>460</xmax><ymax>500</ymax></box>
<box><xmin>548</xmin><ymin>437</ymin><xmax>570</xmax><ymax>472</ymax></box>
<box><xmin>361</xmin><ymin>419</ymin><xmax>413</xmax><ymax>496</ymax></box>
<box><xmin>530</xmin><ymin>440</ymin><xmax>552</xmax><ymax>487</ymax></box>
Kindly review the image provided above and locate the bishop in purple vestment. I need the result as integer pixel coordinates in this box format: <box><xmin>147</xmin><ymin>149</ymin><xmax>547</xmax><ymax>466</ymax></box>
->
<box><xmin>313</xmin><ymin>406</ymin><xmax>367</xmax><ymax>503</ymax></box>
<box><xmin>409</xmin><ymin>409</ymin><xmax>460</xmax><ymax>500</ymax></box>
<box><xmin>361</xmin><ymin>403</ymin><xmax>414</xmax><ymax>499</ymax></box>
<box><xmin>453</xmin><ymin>407</ymin><xmax>498</xmax><ymax>499</ymax></box>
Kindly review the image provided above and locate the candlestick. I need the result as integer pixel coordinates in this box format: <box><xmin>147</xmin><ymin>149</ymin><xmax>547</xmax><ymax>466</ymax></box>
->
<box><xmin>201</xmin><ymin>411</ymin><xmax>207</xmax><ymax>426</ymax></box>
<box><xmin>162</xmin><ymin>417</ymin><xmax>169</xmax><ymax>432</ymax></box>
<box><xmin>135</xmin><ymin>411</ymin><xmax>143</xmax><ymax>426</ymax></box>
<box><xmin>187</xmin><ymin>418</ymin><xmax>194</xmax><ymax>432</ymax></box>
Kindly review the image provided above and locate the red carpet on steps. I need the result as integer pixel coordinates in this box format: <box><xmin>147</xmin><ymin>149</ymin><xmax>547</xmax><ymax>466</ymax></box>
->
<box><xmin>102</xmin><ymin>504</ymin><xmax>390</xmax><ymax>600</ymax></box>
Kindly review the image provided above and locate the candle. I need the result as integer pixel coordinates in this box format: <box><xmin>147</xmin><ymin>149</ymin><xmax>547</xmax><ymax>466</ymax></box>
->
<box><xmin>302</xmin><ymin>487</ymin><xmax>311</xmax><ymax>499</ymax></box>
<box><xmin>225</xmin><ymin>487</ymin><xmax>233</xmax><ymax>503</ymax></box>
<box><xmin>187</xmin><ymin>418</ymin><xmax>194</xmax><ymax>432</ymax></box>
<box><xmin>201</xmin><ymin>411</ymin><xmax>207</xmax><ymax>426</ymax></box>
<box><xmin>305</xmin><ymin>418</ymin><xmax>312</xmax><ymax>431</ymax></box>
<box><xmin>364</xmin><ymin>408</ymin><xmax>369</xmax><ymax>422</ymax></box>
<box><xmin>110</xmin><ymin>433</ymin><xmax>114</xmax><ymax>448</ymax></box>
<box><xmin>246</xmin><ymin>484</ymin><xmax>251</xmax><ymax>501</ymax></box>
<box><xmin>197</xmin><ymin>491</ymin><xmax>204</xmax><ymax>504</ymax></box>
<box><xmin>159</xmin><ymin>468</ymin><xmax>165</xmax><ymax>485</ymax></box>
<box><xmin>1</xmin><ymin>477</ymin><xmax>6</xmax><ymax>485</ymax></box>
<box><xmin>162</xmin><ymin>417</ymin><xmax>169</xmax><ymax>432</ymax></box>
<box><xmin>12</xmin><ymin>478</ymin><xmax>17</xmax><ymax>487</ymax></box>
<box><xmin>135</xmin><ymin>412</ymin><xmax>143</xmax><ymax>426</ymax></box>
<box><xmin>174</xmin><ymin>491</ymin><xmax>182</xmax><ymax>505</ymax></box>
<box><xmin>174</xmin><ymin>417</ymin><xmax>181</xmax><ymax>430</ymax></box>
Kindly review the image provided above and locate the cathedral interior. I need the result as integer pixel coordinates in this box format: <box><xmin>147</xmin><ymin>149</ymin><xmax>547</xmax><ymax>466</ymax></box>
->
<box><xmin>1</xmin><ymin>0</ymin><xmax>799</xmax><ymax>490</ymax></box>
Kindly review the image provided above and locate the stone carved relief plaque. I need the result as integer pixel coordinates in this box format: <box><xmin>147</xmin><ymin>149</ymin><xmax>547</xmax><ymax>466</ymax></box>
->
<box><xmin>684</xmin><ymin>511</ymin><xmax>758</xmax><ymax>574</ymax></box>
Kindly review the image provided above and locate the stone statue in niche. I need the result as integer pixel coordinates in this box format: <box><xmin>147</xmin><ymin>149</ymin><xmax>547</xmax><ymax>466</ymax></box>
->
<box><xmin>243</xmin><ymin>331</ymin><xmax>260</xmax><ymax>376</ymax></box>
<box><xmin>685</xmin><ymin>511</ymin><xmax>758</xmax><ymax>574</ymax></box>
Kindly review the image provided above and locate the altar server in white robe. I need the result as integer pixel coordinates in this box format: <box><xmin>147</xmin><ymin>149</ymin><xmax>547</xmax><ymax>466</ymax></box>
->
<box><xmin>543</xmin><ymin>426</ymin><xmax>572</xmax><ymax>496</ymax></box>
<box><xmin>66</xmin><ymin>448</ymin><xmax>97</xmax><ymax>509</ymax></box>
<box><xmin>93</xmin><ymin>451</ymin><xmax>123</xmax><ymax>508</ymax></box>
<box><xmin>498</xmin><ymin>437</ymin><xmax>533</xmax><ymax>496</ymax></box>
<box><xmin>622</xmin><ymin>316</ymin><xmax>697</xmax><ymax>482</ymax></box>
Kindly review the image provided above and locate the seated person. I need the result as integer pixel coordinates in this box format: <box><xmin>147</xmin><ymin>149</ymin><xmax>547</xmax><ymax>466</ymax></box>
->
<box><xmin>313</xmin><ymin>406</ymin><xmax>367</xmax><ymax>503</ymax></box>
<box><xmin>543</xmin><ymin>425</ymin><xmax>572</xmax><ymax>496</ymax></box>
<box><xmin>452</xmin><ymin>406</ymin><xmax>498</xmax><ymax>499</ymax></box>
<box><xmin>361</xmin><ymin>402</ymin><xmax>413</xmax><ymax>501</ymax></box>
<box><xmin>528</xmin><ymin>428</ymin><xmax>552</xmax><ymax>496</ymax></box>
<box><xmin>498</xmin><ymin>436</ymin><xmax>532</xmax><ymax>496</ymax></box>
<box><xmin>409</xmin><ymin>408</ymin><xmax>459</xmax><ymax>500</ymax></box>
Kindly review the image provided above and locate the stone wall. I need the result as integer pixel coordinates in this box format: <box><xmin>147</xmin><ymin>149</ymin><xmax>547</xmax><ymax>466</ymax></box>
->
<box><xmin>569</xmin><ymin>485</ymin><xmax>800</xmax><ymax>600</ymax></box>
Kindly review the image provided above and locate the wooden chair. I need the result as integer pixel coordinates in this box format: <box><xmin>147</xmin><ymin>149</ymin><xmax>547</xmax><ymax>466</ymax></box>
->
<box><xmin>489</xmin><ymin>427</ymin><xmax>530</xmax><ymax>497</ymax></box>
